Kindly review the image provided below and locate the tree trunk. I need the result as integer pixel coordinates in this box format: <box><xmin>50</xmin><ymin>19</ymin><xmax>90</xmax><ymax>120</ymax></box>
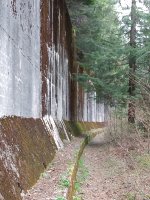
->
<box><xmin>128</xmin><ymin>0</ymin><xmax>136</xmax><ymax>123</ymax></box>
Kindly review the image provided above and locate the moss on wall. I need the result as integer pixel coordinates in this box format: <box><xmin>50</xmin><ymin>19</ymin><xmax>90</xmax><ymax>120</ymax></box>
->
<box><xmin>64</xmin><ymin>121</ymin><xmax>106</xmax><ymax>136</ymax></box>
<box><xmin>0</xmin><ymin>117</ymin><xmax>104</xmax><ymax>200</ymax></box>
<box><xmin>0</xmin><ymin>117</ymin><xmax>57</xmax><ymax>200</ymax></box>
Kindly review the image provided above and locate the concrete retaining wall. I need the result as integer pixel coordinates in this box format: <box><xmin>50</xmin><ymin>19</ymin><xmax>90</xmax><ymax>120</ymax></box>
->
<box><xmin>0</xmin><ymin>0</ymin><xmax>41</xmax><ymax>118</ymax></box>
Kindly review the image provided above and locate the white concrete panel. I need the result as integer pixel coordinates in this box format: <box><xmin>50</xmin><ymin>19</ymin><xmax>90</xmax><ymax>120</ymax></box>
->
<box><xmin>0</xmin><ymin>0</ymin><xmax>41</xmax><ymax>118</ymax></box>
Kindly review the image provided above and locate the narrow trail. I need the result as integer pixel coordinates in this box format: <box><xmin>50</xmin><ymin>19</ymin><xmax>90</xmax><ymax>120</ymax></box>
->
<box><xmin>23</xmin><ymin>129</ymin><xmax>104</xmax><ymax>200</ymax></box>
<box><xmin>80</xmin><ymin>132</ymin><xmax>150</xmax><ymax>200</ymax></box>
<box><xmin>80</xmin><ymin>133</ymin><xmax>111</xmax><ymax>200</ymax></box>
<box><xmin>23</xmin><ymin>130</ymin><xmax>150</xmax><ymax>200</ymax></box>
<box><xmin>23</xmin><ymin>137</ymin><xmax>84</xmax><ymax>200</ymax></box>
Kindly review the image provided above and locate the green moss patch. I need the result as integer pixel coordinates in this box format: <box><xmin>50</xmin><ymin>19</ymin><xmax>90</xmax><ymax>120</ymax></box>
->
<box><xmin>136</xmin><ymin>154</ymin><xmax>150</xmax><ymax>169</ymax></box>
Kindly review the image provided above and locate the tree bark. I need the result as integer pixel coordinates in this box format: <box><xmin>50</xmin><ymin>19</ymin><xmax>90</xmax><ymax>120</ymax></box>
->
<box><xmin>128</xmin><ymin>0</ymin><xmax>136</xmax><ymax>123</ymax></box>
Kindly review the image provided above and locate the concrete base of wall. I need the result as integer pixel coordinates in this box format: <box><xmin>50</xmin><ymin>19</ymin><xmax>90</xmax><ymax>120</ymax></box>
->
<box><xmin>0</xmin><ymin>117</ymin><xmax>57</xmax><ymax>200</ymax></box>
<box><xmin>65</xmin><ymin>121</ymin><xmax>106</xmax><ymax>136</ymax></box>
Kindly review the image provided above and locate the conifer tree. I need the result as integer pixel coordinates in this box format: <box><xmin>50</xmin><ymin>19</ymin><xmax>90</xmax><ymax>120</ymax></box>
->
<box><xmin>128</xmin><ymin>0</ymin><xmax>137</xmax><ymax>123</ymax></box>
<box><xmin>67</xmin><ymin>0</ymin><xmax>150</xmax><ymax>123</ymax></box>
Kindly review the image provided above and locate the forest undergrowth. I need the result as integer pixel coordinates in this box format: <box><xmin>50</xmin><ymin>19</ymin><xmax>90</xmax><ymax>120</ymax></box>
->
<box><xmin>103</xmin><ymin>103</ymin><xmax>150</xmax><ymax>200</ymax></box>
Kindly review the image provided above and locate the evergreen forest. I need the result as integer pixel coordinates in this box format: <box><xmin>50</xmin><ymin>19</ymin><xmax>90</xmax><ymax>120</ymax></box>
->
<box><xmin>67</xmin><ymin>0</ymin><xmax>150</xmax><ymax>126</ymax></box>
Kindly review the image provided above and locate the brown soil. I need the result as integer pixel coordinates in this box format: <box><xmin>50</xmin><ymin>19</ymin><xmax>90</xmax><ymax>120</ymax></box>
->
<box><xmin>80</xmin><ymin>133</ymin><xmax>150</xmax><ymax>200</ymax></box>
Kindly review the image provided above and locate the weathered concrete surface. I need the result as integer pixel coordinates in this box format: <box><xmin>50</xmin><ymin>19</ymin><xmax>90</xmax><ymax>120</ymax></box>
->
<box><xmin>65</xmin><ymin>121</ymin><xmax>106</xmax><ymax>136</ymax></box>
<box><xmin>70</xmin><ymin>64</ymin><xmax>105</xmax><ymax>122</ymax></box>
<box><xmin>0</xmin><ymin>0</ymin><xmax>105</xmax><ymax>121</ymax></box>
<box><xmin>0</xmin><ymin>1</ymin><xmax>73</xmax><ymax>199</ymax></box>
<box><xmin>0</xmin><ymin>0</ymin><xmax>73</xmax><ymax>120</ymax></box>
<box><xmin>40</xmin><ymin>0</ymin><xmax>73</xmax><ymax>120</ymax></box>
<box><xmin>0</xmin><ymin>117</ymin><xmax>57</xmax><ymax>200</ymax></box>
<box><xmin>0</xmin><ymin>119</ymin><xmax>105</xmax><ymax>200</ymax></box>
<box><xmin>0</xmin><ymin>0</ymin><xmax>41</xmax><ymax>118</ymax></box>
<box><xmin>0</xmin><ymin>0</ymin><xmax>106</xmax><ymax>200</ymax></box>
<box><xmin>83</xmin><ymin>92</ymin><xmax>105</xmax><ymax>122</ymax></box>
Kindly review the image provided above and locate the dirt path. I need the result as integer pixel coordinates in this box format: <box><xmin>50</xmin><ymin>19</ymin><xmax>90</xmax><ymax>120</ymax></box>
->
<box><xmin>23</xmin><ymin>136</ymin><xmax>84</xmax><ymax>200</ymax></box>
<box><xmin>23</xmin><ymin>131</ymin><xmax>150</xmax><ymax>200</ymax></box>
<box><xmin>80</xmin><ymin>133</ymin><xmax>150</xmax><ymax>200</ymax></box>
